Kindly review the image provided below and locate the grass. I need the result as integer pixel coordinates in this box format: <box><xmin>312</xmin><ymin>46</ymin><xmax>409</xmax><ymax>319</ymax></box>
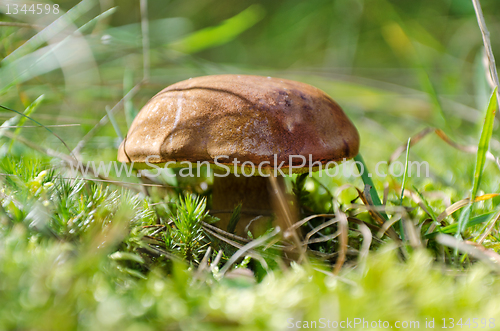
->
<box><xmin>1</xmin><ymin>0</ymin><xmax>500</xmax><ymax>329</ymax></box>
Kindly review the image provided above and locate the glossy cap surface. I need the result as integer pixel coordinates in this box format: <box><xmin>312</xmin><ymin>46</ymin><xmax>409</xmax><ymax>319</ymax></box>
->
<box><xmin>118</xmin><ymin>75</ymin><xmax>359</xmax><ymax>170</ymax></box>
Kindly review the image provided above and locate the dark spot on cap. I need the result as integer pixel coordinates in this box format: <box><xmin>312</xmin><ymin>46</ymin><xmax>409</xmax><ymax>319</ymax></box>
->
<box><xmin>293</xmin><ymin>89</ymin><xmax>307</xmax><ymax>100</ymax></box>
<box><xmin>343</xmin><ymin>139</ymin><xmax>350</xmax><ymax>157</ymax></box>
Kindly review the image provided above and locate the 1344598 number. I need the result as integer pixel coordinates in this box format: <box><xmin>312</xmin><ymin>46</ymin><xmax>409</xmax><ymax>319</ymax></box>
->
<box><xmin>6</xmin><ymin>3</ymin><xmax>60</xmax><ymax>15</ymax></box>
<box><xmin>441</xmin><ymin>318</ymin><xmax>495</xmax><ymax>329</ymax></box>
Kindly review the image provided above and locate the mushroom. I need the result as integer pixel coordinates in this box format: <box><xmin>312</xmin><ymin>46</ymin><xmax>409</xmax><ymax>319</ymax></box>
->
<box><xmin>118</xmin><ymin>75</ymin><xmax>359</xmax><ymax>236</ymax></box>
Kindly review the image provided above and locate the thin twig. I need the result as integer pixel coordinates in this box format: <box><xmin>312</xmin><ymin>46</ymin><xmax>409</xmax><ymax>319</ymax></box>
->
<box><xmin>210</xmin><ymin>250</ymin><xmax>223</xmax><ymax>272</ymax></box>
<box><xmin>404</xmin><ymin>217</ymin><xmax>422</xmax><ymax>249</ymax></box>
<box><xmin>389</xmin><ymin>128</ymin><xmax>500</xmax><ymax>172</ymax></box>
<box><xmin>59</xmin><ymin>176</ymin><xmax>172</xmax><ymax>188</ymax></box>
<box><xmin>435</xmin><ymin>129</ymin><xmax>500</xmax><ymax>171</ymax></box>
<box><xmin>269</xmin><ymin>175</ymin><xmax>306</xmax><ymax>261</ymax></box>
<box><xmin>203</xmin><ymin>227</ymin><xmax>269</xmax><ymax>268</ymax></box>
<box><xmin>356</xmin><ymin>222</ymin><xmax>372</xmax><ymax>268</ymax></box>
<box><xmin>202</xmin><ymin>221</ymin><xmax>251</xmax><ymax>243</ymax></box>
<box><xmin>0</xmin><ymin>21</ymin><xmax>44</xmax><ymax>29</ymax></box>
<box><xmin>1</xmin><ymin>124</ymin><xmax>80</xmax><ymax>128</ymax></box>
<box><xmin>194</xmin><ymin>247</ymin><xmax>212</xmax><ymax>280</ymax></box>
<box><xmin>218</xmin><ymin>228</ymin><xmax>278</xmax><ymax>276</ymax></box>
<box><xmin>304</xmin><ymin>218</ymin><xmax>339</xmax><ymax>245</ymax></box>
<box><xmin>286</xmin><ymin>214</ymin><xmax>335</xmax><ymax>233</ymax></box>
<box><xmin>471</xmin><ymin>0</ymin><xmax>500</xmax><ymax>111</ymax></box>
<box><xmin>305</xmin><ymin>229</ymin><xmax>341</xmax><ymax>245</ymax></box>
<box><xmin>389</xmin><ymin>127</ymin><xmax>435</xmax><ymax>164</ymax></box>
<box><xmin>437</xmin><ymin>234</ymin><xmax>500</xmax><ymax>272</ymax></box>
<box><xmin>478</xmin><ymin>210</ymin><xmax>500</xmax><ymax>244</ymax></box>
<box><xmin>0</xmin><ymin>104</ymin><xmax>76</xmax><ymax>161</ymax></box>
<box><xmin>203</xmin><ymin>227</ymin><xmax>246</xmax><ymax>250</ymax></box>
<box><xmin>377</xmin><ymin>214</ymin><xmax>402</xmax><ymax>238</ymax></box>
<box><xmin>333</xmin><ymin>209</ymin><xmax>348</xmax><ymax>275</ymax></box>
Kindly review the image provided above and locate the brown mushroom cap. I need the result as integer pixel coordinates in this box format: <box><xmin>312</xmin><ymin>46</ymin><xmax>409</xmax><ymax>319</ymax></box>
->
<box><xmin>118</xmin><ymin>75</ymin><xmax>359</xmax><ymax>173</ymax></box>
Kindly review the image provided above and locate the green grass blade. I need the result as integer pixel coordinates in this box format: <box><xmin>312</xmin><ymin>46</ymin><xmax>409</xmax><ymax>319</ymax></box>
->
<box><xmin>471</xmin><ymin>87</ymin><xmax>498</xmax><ymax>200</ymax></box>
<box><xmin>425</xmin><ymin>211</ymin><xmax>495</xmax><ymax>239</ymax></box>
<box><xmin>413</xmin><ymin>186</ymin><xmax>439</xmax><ymax>224</ymax></box>
<box><xmin>354</xmin><ymin>154</ymin><xmax>388</xmax><ymax>221</ymax></box>
<box><xmin>398</xmin><ymin>138</ymin><xmax>411</xmax><ymax>241</ymax></box>
<box><xmin>456</xmin><ymin>203</ymin><xmax>472</xmax><ymax>238</ymax></box>
<box><xmin>227</xmin><ymin>203</ymin><xmax>242</xmax><ymax>235</ymax></box>
<box><xmin>455</xmin><ymin>87</ymin><xmax>498</xmax><ymax>238</ymax></box>
<box><xmin>1</xmin><ymin>1</ymin><xmax>94</xmax><ymax>65</ymax></box>
<box><xmin>123</xmin><ymin>68</ymin><xmax>138</xmax><ymax>128</ymax></box>
<box><xmin>0</xmin><ymin>6</ymin><xmax>115</xmax><ymax>93</ymax></box>
<box><xmin>105</xmin><ymin>106</ymin><xmax>123</xmax><ymax>141</ymax></box>
<box><xmin>0</xmin><ymin>104</ymin><xmax>74</xmax><ymax>157</ymax></box>
<box><xmin>399</xmin><ymin>138</ymin><xmax>411</xmax><ymax>204</ymax></box>
<box><xmin>170</xmin><ymin>4</ymin><xmax>265</xmax><ymax>54</ymax></box>
<box><xmin>8</xmin><ymin>95</ymin><xmax>45</xmax><ymax>152</ymax></box>
<box><xmin>417</xmin><ymin>69</ymin><xmax>448</xmax><ymax>130</ymax></box>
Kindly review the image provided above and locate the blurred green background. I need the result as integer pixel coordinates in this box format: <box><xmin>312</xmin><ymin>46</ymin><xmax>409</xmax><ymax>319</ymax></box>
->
<box><xmin>1</xmin><ymin>0</ymin><xmax>499</xmax><ymax>196</ymax></box>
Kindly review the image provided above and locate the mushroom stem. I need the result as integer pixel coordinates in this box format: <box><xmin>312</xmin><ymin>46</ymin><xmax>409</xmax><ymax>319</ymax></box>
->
<box><xmin>212</xmin><ymin>174</ymin><xmax>277</xmax><ymax>236</ymax></box>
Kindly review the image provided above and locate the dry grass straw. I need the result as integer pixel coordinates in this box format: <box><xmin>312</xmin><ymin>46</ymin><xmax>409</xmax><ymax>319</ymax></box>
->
<box><xmin>471</xmin><ymin>0</ymin><xmax>500</xmax><ymax>111</ymax></box>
